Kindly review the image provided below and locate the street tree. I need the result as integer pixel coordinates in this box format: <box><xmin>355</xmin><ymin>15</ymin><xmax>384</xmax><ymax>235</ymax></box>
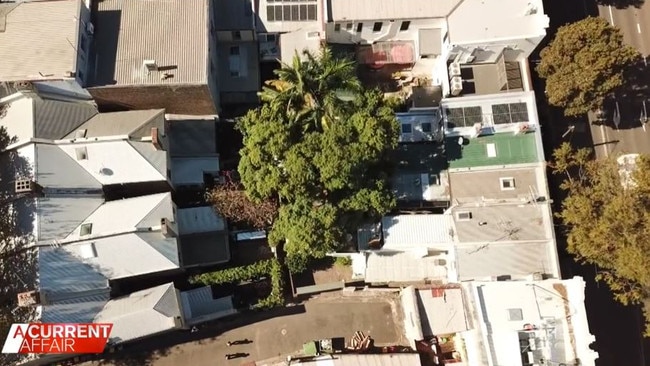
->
<box><xmin>537</xmin><ymin>17</ymin><xmax>638</xmax><ymax>116</ymax></box>
<box><xmin>238</xmin><ymin>48</ymin><xmax>399</xmax><ymax>271</ymax></box>
<box><xmin>552</xmin><ymin>142</ymin><xmax>650</xmax><ymax>335</ymax></box>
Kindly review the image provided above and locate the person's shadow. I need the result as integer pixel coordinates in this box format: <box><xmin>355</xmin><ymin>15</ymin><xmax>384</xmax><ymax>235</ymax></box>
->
<box><xmin>225</xmin><ymin>352</ymin><xmax>250</xmax><ymax>360</ymax></box>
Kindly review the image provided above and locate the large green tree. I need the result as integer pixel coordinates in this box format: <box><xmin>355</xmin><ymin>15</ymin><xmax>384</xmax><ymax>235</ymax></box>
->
<box><xmin>537</xmin><ymin>17</ymin><xmax>638</xmax><ymax>116</ymax></box>
<box><xmin>238</xmin><ymin>48</ymin><xmax>399</xmax><ymax>272</ymax></box>
<box><xmin>552</xmin><ymin>143</ymin><xmax>650</xmax><ymax>335</ymax></box>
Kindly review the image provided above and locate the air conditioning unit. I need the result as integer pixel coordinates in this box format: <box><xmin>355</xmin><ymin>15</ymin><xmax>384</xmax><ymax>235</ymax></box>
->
<box><xmin>15</xmin><ymin>179</ymin><xmax>35</xmax><ymax>194</ymax></box>
<box><xmin>86</xmin><ymin>22</ymin><xmax>95</xmax><ymax>35</ymax></box>
<box><xmin>448</xmin><ymin>62</ymin><xmax>461</xmax><ymax>77</ymax></box>
<box><xmin>450</xmin><ymin>76</ymin><xmax>463</xmax><ymax>96</ymax></box>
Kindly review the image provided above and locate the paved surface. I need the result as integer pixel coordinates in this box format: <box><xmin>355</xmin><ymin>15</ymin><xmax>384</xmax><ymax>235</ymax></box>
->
<box><xmin>591</xmin><ymin>2</ymin><xmax>650</xmax><ymax>158</ymax></box>
<box><xmin>84</xmin><ymin>292</ymin><xmax>407</xmax><ymax>366</ymax></box>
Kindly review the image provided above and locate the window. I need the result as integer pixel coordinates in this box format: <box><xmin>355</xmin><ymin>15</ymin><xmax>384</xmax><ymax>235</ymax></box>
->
<box><xmin>334</xmin><ymin>23</ymin><xmax>341</xmax><ymax>32</ymax></box>
<box><xmin>232</xmin><ymin>31</ymin><xmax>242</xmax><ymax>40</ymax></box>
<box><xmin>230</xmin><ymin>46</ymin><xmax>240</xmax><ymax>55</ymax></box>
<box><xmin>356</xmin><ymin>23</ymin><xmax>363</xmax><ymax>33</ymax></box>
<box><xmin>401</xmin><ymin>123</ymin><xmax>412</xmax><ymax>134</ymax></box>
<box><xmin>373</xmin><ymin>22</ymin><xmax>383</xmax><ymax>32</ymax></box>
<box><xmin>266</xmin><ymin>3</ymin><xmax>317</xmax><ymax>22</ymax></box>
<box><xmin>80</xmin><ymin>223</ymin><xmax>93</xmax><ymax>236</ymax></box>
<box><xmin>345</xmin><ymin>23</ymin><xmax>353</xmax><ymax>31</ymax></box>
<box><xmin>507</xmin><ymin>308</ymin><xmax>523</xmax><ymax>321</ymax></box>
<box><xmin>500</xmin><ymin>177</ymin><xmax>516</xmax><ymax>190</ymax></box>
<box><xmin>421</xmin><ymin>122</ymin><xmax>432</xmax><ymax>133</ymax></box>
<box><xmin>456</xmin><ymin>211</ymin><xmax>472</xmax><ymax>221</ymax></box>
<box><xmin>399</xmin><ymin>21</ymin><xmax>411</xmax><ymax>31</ymax></box>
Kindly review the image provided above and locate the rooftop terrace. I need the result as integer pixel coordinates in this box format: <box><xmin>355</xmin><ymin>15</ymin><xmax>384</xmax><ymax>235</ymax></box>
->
<box><xmin>446</xmin><ymin>132</ymin><xmax>539</xmax><ymax>169</ymax></box>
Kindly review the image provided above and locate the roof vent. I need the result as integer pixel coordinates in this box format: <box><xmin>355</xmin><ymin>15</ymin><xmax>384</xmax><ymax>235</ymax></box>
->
<box><xmin>143</xmin><ymin>60</ymin><xmax>158</xmax><ymax>72</ymax></box>
<box><xmin>151</xmin><ymin>127</ymin><xmax>162</xmax><ymax>150</ymax></box>
<box><xmin>161</xmin><ymin>218</ymin><xmax>177</xmax><ymax>238</ymax></box>
<box><xmin>75</xmin><ymin>146</ymin><xmax>88</xmax><ymax>160</ymax></box>
<box><xmin>75</xmin><ymin>129</ymin><xmax>87</xmax><ymax>138</ymax></box>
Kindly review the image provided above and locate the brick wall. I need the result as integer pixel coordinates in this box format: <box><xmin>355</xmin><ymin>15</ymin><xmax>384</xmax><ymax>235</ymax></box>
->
<box><xmin>88</xmin><ymin>84</ymin><xmax>217</xmax><ymax>115</ymax></box>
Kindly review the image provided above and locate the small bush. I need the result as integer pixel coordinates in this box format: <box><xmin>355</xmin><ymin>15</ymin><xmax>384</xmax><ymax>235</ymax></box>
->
<box><xmin>254</xmin><ymin>259</ymin><xmax>285</xmax><ymax>310</ymax></box>
<box><xmin>286</xmin><ymin>253</ymin><xmax>310</xmax><ymax>274</ymax></box>
<box><xmin>335</xmin><ymin>256</ymin><xmax>352</xmax><ymax>267</ymax></box>
<box><xmin>190</xmin><ymin>259</ymin><xmax>274</xmax><ymax>285</ymax></box>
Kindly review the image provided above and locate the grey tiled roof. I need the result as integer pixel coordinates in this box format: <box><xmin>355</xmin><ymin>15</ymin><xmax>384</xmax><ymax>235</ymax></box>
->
<box><xmin>93</xmin><ymin>0</ymin><xmax>209</xmax><ymax>86</ymax></box>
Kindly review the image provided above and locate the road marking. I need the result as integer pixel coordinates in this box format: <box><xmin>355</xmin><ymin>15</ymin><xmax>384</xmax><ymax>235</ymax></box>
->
<box><xmin>638</xmin><ymin>23</ymin><xmax>643</xmax><ymax>34</ymax></box>
<box><xmin>599</xmin><ymin>124</ymin><xmax>610</xmax><ymax>157</ymax></box>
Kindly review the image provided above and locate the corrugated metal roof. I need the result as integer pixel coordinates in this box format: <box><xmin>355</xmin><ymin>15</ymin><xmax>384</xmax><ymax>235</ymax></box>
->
<box><xmin>41</xmin><ymin>295</ymin><xmax>109</xmax><ymax>324</ymax></box>
<box><xmin>452</xmin><ymin>205</ymin><xmax>547</xmax><ymax>242</ymax></box>
<box><xmin>65</xmin><ymin>109</ymin><xmax>164</xmax><ymax>139</ymax></box>
<box><xmin>167</xmin><ymin>118</ymin><xmax>217</xmax><ymax>157</ymax></box>
<box><xmin>327</xmin><ymin>0</ymin><xmax>461</xmax><ymax>21</ymax></box>
<box><xmin>37</xmin><ymin>196</ymin><xmax>104</xmax><ymax>242</ymax></box>
<box><xmin>176</xmin><ymin>206</ymin><xmax>225</xmax><ymax>235</ymax></box>
<box><xmin>94</xmin><ymin>283</ymin><xmax>181</xmax><ymax>343</ymax></box>
<box><xmin>180</xmin><ymin>287</ymin><xmax>235</xmax><ymax>320</ymax></box>
<box><xmin>38</xmin><ymin>247</ymin><xmax>109</xmax><ymax>295</ymax></box>
<box><xmin>0</xmin><ymin>0</ymin><xmax>80</xmax><ymax>81</ymax></box>
<box><xmin>137</xmin><ymin>231</ymin><xmax>180</xmax><ymax>266</ymax></box>
<box><xmin>170</xmin><ymin>157</ymin><xmax>219</xmax><ymax>186</ymax></box>
<box><xmin>64</xmin><ymin>232</ymin><xmax>179</xmax><ymax>280</ymax></box>
<box><xmin>382</xmin><ymin>215</ymin><xmax>455</xmax><ymax>249</ymax></box>
<box><xmin>93</xmin><ymin>0</ymin><xmax>209</xmax><ymax>86</ymax></box>
<box><xmin>64</xmin><ymin>193</ymin><xmax>172</xmax><ymax>241</ymax></box>
<box><xmin>365</xmin><ymin>250</ymin><xmax>449</xmax><ymax>283</ymax></box>
<box><xmin>33</xmin><ymin>98</ymin><xmax>97</xmax><ymax>140</ymax></box>
<box><xmin>129</xmin><ymin>141</ymin><xmax>168</xmax><ymax>178</ymax></box>
<box><xmin>35</xmin><ymin>144</ymin><xmax>103</xmax><ymax>190</ymax></box>
<box><xmin>456</xmin><ymin>241</ymin><xmax>555</xmax><ymax>280</ymax></box>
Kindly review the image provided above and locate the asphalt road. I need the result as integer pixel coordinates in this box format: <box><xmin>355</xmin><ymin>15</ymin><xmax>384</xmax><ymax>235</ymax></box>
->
<box><xmin>593</xmin><ymin>2</ymin><xmax>650</xmax><ymax>158</ymax></box>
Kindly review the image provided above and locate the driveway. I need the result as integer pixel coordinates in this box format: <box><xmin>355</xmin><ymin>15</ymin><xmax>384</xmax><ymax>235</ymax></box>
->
<box><xmin>84</xmin><ymin>291</ymin><xmax>407</xmax><ymax>366</ymax></box>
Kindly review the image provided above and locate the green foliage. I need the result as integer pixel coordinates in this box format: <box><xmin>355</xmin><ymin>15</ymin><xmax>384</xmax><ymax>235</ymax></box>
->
<box><xmin>254</xmin><ymin>259</ymin><xmax>285</xmax><ymax>310</ymax></box>
<box><xmin>285</xmin><ymin>251</ymin><xmax>310</xmax><ymax>274</ymax></box>
<box><xmin>190</xmin><ymin>259</ymin><xmax>274</xmax><ymax>285</ymax></box>
<box><xmin>335</xmin><ymin>256</ymin><xmax>352</xmax><ymax>267</ymax></box>
<box><xmin>238</xmin><ymin>47</ymin><xmax>399</xmax><ymax>263</ymax></box>
<box><xmin>190</xmin><ymin>258</ymin><xmax>285</xmax><ymax>310</ymax></box>
<box><xmin>552</xmin><ymin>143</ymin><xmax>650</xmax><ymax>328</ymax></box>
<box><xmin>537</xmin><ymin>17</ymin><xmax>638</xmax><ymax>116</ymax></box>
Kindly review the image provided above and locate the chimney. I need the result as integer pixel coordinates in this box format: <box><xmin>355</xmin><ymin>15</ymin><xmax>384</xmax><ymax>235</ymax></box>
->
<box><xmin>17</xmin><ymin>290</ymin><xmax>40</xmax><ymax>306</ymax></box>
<box><xmin>151</xmin><ymin>127</ymin><xmax>162</xmax><ymax>150</ymax></box>
<box><xmin>161</xmin><ymin>218</ymin><xmax>177</xmax><ymax>238</ymax></box>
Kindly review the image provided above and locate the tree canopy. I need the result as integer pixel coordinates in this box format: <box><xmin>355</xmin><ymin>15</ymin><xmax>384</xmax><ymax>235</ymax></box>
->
<box><xmin>552</xmin><ymin>143</ymin><xmax>650</xmax><ymax>335</ymax></box>
<box><xmin>238</xmin><ymin>48</ymin><xmax>399</xmax><ymax>272</ymax></box>
<box><xmin>537</xmin><ymin>17</ymin><xmax>638</xmax><ymax>116</ymax></box>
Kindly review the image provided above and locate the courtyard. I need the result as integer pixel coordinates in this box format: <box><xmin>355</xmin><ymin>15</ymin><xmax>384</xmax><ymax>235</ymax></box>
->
<box><xmin>83</xmin><ymin>291</ymin><xmax>407</xmax><ymax>366</ymax></box>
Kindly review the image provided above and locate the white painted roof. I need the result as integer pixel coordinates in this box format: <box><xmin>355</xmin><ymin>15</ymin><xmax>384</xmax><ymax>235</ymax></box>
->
<box><xmin>447</xmin><ymin>0</ymin><xmax>549</xmax><ymax>45</ymax></box>
<box><xmin>64</xmin><ymin>193</ymin><xmax>172</xmax><ymax>241</ymax></box>
<box><xmin>176</xmin><ymin>206</ymin><xmax>225</xmax><ymax>235</ymax></box>
<box><xmin>365</xmin><ymin>250</ymin><xmax>450</xmax><ymax>283</ymax></box>
<box><xmin>381</xmin><ymin>214</ymin><xmax>456</xmax><ymax>249</ymax></box>
<box><xmin>170</xmin><ymin>157</ymin><xmax>218</xmax><ymax>186</ymax></box>
<box><xmin>327</xmin><ymin>0</ymin><xmax>461</xmax><ymax>21</ymax></box>
<box><xmin>94</xmin><ymin>283</ymin><xmax>182</xmax><ymax>343</ymax></box>
<box><xmin>63</xmin><ymin>232</ymin><xmax>179</xmax><ymax>280</ymax></box>
<box><xmin>58</xmin><ymin>140</ymin><xmax>167</xmax><ymax>185</ymax></box>
<box><xmin>463</xmin><ymin>277</ymin><xmax>598</xmax><ymax>366</ymax></box>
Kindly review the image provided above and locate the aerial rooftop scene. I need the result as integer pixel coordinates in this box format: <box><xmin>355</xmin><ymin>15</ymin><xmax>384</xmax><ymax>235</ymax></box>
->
<box><xmin>0</xmin><ymin>0</ymin><xmax>649</xmax><ymax>365</ymax></box>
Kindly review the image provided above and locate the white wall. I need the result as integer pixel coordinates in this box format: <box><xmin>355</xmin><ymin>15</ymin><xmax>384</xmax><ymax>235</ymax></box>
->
<box><xmin>326</xmin><ymin>18</ymin><xmax>446</xmax><ymax>49</ymax></box>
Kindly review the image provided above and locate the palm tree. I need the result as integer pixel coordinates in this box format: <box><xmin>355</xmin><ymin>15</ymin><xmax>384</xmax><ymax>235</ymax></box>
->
<box><xmin>259</xmin><ymin>47</ymin><xmax>361</xmax><ymax>131</ymax></box>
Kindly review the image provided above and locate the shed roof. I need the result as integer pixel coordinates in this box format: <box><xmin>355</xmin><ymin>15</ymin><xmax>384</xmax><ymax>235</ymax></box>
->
<box><xmin>452</xmin><ymin>204</ymin><xmax>548</xmax><ymax>242</ymax></box>
<box><xmin>417</xmin><ymin>288</ymin><xmax>470</xmax><ymax>336</ymax></box>
<box><xmin>93</xmin><ymin>0</ymin><xmax>209</xmax><ymax>86</ymax></box>
<box><xmin>0</xmin><ymin>0</ymin><xmax>81</xmax><ymax>81</ymax></box>
<box><xmin>167</xmin><ymin>117</ymin><xmax>217</xmax><ymax>157</ymax></box>
<box><xmin>365</xmin><ymin>250</ymin><xmax>450</xmax><ymax>283</ymax></box>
